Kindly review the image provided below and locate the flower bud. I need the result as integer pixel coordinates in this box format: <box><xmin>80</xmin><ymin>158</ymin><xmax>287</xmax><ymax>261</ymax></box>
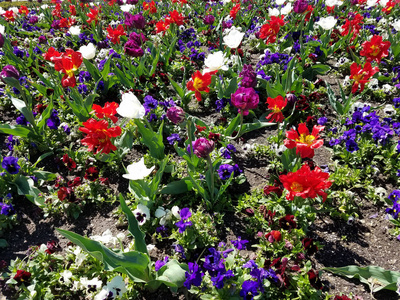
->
<box><xmin>166</xmin><ymin>106</ymin><xmax>185</xmax><ymax>124</ymax></box>
<box><xmin>193</xmin><ymin>137</ymin><xmax>215</xmax><ymax>158</ymax></box>
<box><xmin>0</xmin><ymin>65</ymin><xmax>20</xmax><ymax>82</ymax></box>
<box><xmin>203</xmin><ymin>15</ymin><xmax>215</xmax><ymax>25</ymax></box>
<box><xmin>293</xmin><ymin>0</ymin><xmax>308</xmax><ymax>13</ymax></box>
<box><xmin>286</xmin><ymin>93</ymin><xmax>297</xmax><ymax>104</ymax></box>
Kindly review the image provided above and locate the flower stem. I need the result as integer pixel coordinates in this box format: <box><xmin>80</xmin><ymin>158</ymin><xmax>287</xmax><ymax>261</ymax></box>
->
<box><xmin>206</xmin><ymin>155</ymin><xmax>215</xmax><ymax>204</ymax></box>
<box><xmin>227</xmin><ymin>113</ymin><xmax>243</xmax><ymax>140</ymax></box>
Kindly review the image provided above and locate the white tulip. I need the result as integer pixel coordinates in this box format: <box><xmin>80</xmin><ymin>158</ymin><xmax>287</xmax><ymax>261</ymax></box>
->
<box><xmin>204</xmin><ymin>51</ymin><xmax>228</xmax><ymax>73</ymax></box>
<box><xmin>392</xmin><ymin>20</ymin><xmax>400</xmax><ymax>31</ymax></box>
<box><xmin>79</xmin><ymin>43</ymin><xmax>96</xmax><ymax>60</ymax></box>
<box><xmin>223</xmin><ymin>28</ymin><xmax>245</xmax><ymax>49</ymax></box>
<box><xmin>268</xmin><ymin>8</ymin><xmax>280</xmax><ymax>16</ymax></box>
<box><xmin>281</xmin><ymin>3</ymin><xmax>292</xmax><ymax>15</ymax></box>
<box><xmin>123</xmin><ymin>158</ymin><xmax>155</xmax><ymax>180</ymax></box>
<box><xmin>116</xmin><ymin>92</ymin><xmax>145</xmax><ymax>119</ymax></box>
<box><xmin>68</xmin><ymin>26</ymin><xmax>81</xmax><ymax>36</ymax></box>
<box><xmin>315</xmin><ymin>16</ymin><xmax>337</xmax><ymax>30</ymax></box>
<box><xmin>0</xmin><ymin>25</ymin><xmax>4</xmax><ymax>35</ymax></box>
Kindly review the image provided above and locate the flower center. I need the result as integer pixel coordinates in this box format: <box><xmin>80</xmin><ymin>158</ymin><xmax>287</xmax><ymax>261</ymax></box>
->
<box><xmin>298</xmin><ymin>134</ymin><xmax>315</xmax><ymax>145</ymax></box>
<box><xmin>193</xmin><ymin>77</ymin><xmax>204</xmax><ymax>91</ymax></box>
<box><xmin>291</xmin><ymin>182</ymin><xmax>303</xmax><ymax>192</ymax></box>
<box><xmin>272</xmin><ymin>105</ymin><xmax>282</xmax><ymax>113</ymax></box>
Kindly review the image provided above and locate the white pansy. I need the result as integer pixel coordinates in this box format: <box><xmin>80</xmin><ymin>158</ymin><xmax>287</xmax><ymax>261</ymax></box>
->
<box><xmin>41</xmin><ymin>5</ymin><xmax>49</xmax><ymax>9</ymax></box>
<box><xmin>382</xmin><ymin>84</ymin><xmax>394</xmax><ymax>94</ymax></box>
<box><xmin>315</xmin><ymin>16</ymin><xmax>337</xmax><ymax>30</ymax></box>
<box><xmin>79</xmin><ymin>43</ymin><xmax>96</xmax><ymax>60</ymax></box>
<box><xmin>117</xmin><ymin>232</ymin><xmax>125</xmax><ymax>241</ymax></box>
<box><xmin>204</xmin><ymin>51</ymin><xmax>228</xmax><ymax>73</ymax></box>
<box><xmin>268</xmin><ymin>8</ymin><xmax>280</xmax><ymax>16</ymax></box>
<box><xmin>80</xmin><ymin>277</ymin><xmax>103</xmax><ymax>291</ymax></box>
<box><xmin>120</xmin><ymin>4</ymin><xmax>134</xmax><ymax>12</ymax></box>
<box><xmin>375</xmin><ymin>187</ymin><xmax>387</xmax><ymax>198</ymax></box>
<box><xmin>272</xmin><ymin>144</ymin><xmax>287</xmax><ymax>156</ymax></box>
<box><xmin>368</xmin><ymin>78</ymin><xmax>379</xmax><ymax>90</ymax></box>
<box><xmin>90</xmin><ymin>229</ymin><xmax>119</xmax><ymax>246</ymax></box>
<box><xmin>392</xmin><ymin>20</ymin><xmax>400</xmax><ymax>31</ymax></box>
<box><xmin>69</xmin><ymin>26</ymin><xmax>81</xmax><ymax>36</ymax></box>
<box><xmin>383</xmin><ymin>104</ymin><xmax>396</xmax><ymax>116</ymax></box>
<box><xmin>159</xmin><ymin>209</ymin><xmax>172</xmax><ymax>225</ymax></box>
<box><xmin>95</xmin><ymin>276</ymin><xmax>127</xmax><ymax>300</ymax></box>
<box><xmin>72</xmin><ymin>247</ymin><xmax>87</xmax><ymax>267</ymax></box>
<box><xmin>147</xmin><ymin>244</ymin><xmax>156</xmax><ymax>252</ymax></box>
<box><xmin>9</xmin><ymin>7</ymin><xmax>18</xmax><ymax>14</ymax></box>
<box><xmin>0</xmin><ymin>8</ymin><xmax>5</xmax><ymax>15</ymax></box>
<box><xmin>116</xmin><ymin>92</ymin><xmax>145</xmax><ymax>119</ymax></box>
<box><xmin>223</xmin><ymin>28</ymin><xmax>245</xmax><ymax>49</ymax></box>
<box><xmin>281</xmin><ymin>3</ymin><xmax>292</xmax><ymax>15</ymax></box>
<box><xmin>334</xmin><ymin>56</ymin><xmax>349</xmax><ymax>67</ymax></box>
<box><xmin>133</xmin><ymin>204</ymin><xmax>150</xmax><ymax>225</ymax></box>
<box><xmin>171</xmin><ymin>206</ymin><xmax>180</xmax><ymax>219</ymax></box>
<box><xmin>123</xmin><ymin>157</ymin><xmax>155</xmax><ymax>180</ymax></box>
<box><xmin>60</xmin><ymin>270</ymin><xmax>73</xmax><ymax>285</ymax></box>
<box><xmin>155</xmin><ymin>206</ymin><xmax>167</xmax><ymax>218</ymax></box>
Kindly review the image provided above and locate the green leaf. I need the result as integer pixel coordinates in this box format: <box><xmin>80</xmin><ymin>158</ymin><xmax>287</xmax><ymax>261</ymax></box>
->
<box><xmin>168</xmin><ymin>76</ymin><xmax>185</xmax><ymax>99</ymax></box>
<box><xmin>0</xmin><ymin>239</ymin><xmax>8</xmax><ymax>248</ymax></box>
<box><xmin>0</xmin><ymin>124</ymin><xmax>35</xmax><ymax>138</ymax></box>
<box><xmin>13</xmin><ymin>176</ymin><xmax>45</xmax><ymax>207</ymax></box>
<box><xmin>225</xmin><ymin>113</ymin><xmax>241</xmax><ymax>137</ymax></box>
<box><xmin>160</xmin><ymin>178</ymin><xmax>193</xmax><ymax>194</ymax></box>
<box><xmin>326</xmin><ymin>83</ymin><xmax>343</xmax><ymax>115</ymax></box>
<box><xmin>11</xmin><ymin>97</ymin><xmax>36</xmax><ymax>126</ymax></box>
<box><xmin>224</xmin><ymin>77</ymin><xmax>238</xmax><ymax>98</ymax></box>
<box><xmin>83</xmin><ymin>58</ymin><xmax>101</xmax><ymax>81</ymax></box>
<box><xmin>240</xmin><ymin>120</ymin><xmax>276</xmax><ymax>135</ymax></box>
<box><xmin>324</xmin><ymin>265</ymin><xmax>400</xmax><ymax>292</ymax></box>
<box><xmin>37</xmin><ymin>97</ymin><xmax>54</xmax><ymax>129</ymax></box>
<box><xmin>56</xmin><ymin>228</ymin><xmax>150</xmax><ymax>282</ymax></box>
<box><xmin>119</xmin><ymin>194</ymin><xmax>148</xmax><ymax>255</ymax></box>
<box><xmin>32</xmin><ymin>171</ymin><xmax>57</xmax><ymax>181</ymax></box>
<box><xmin>135</xmin><ymin>120</ymin><xmax>165</xmax><ymax>160</ymax></box>
<box><xmin>155</xmin><ymin>260</ymin><xmax>188</xmax><ymax>292</ymax></box>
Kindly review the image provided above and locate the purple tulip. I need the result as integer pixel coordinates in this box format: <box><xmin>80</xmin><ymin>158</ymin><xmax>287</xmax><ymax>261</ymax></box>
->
<box><xmin>286</xmin><ymin>93</ymin><xmax>297</xmax><ymax>104</ymax></box>
<box><xmin>38</xmin><ymin>35</ymin><xmax>47</xmax><ymax>44</ymax></box>
<box><xmin>231</xmin><ymin>87</ymin><xmax>259</xmax><ymax>116</ymax></box>
<box><xmin>0</xmin><ymin>65</ymin><xmax>20</xmax><ymax>82</ymax></box>
<box><xmin>239</xmin><ymin>65</ymin><xmax>257</xmax><ymax>88</ymax></box>
<box><xmin>193</xmin><ymin>138</ymin><xmax>215</xmax><ymax>158</ymax></box>
<box><xmin>166</xmin><ymin>106</ymin><xmax>185</xmax><ymax>124</ymax></box>
<box><xmin>293</xmin><ymin>0</ymin><xmax>309</xmax><ymax>13</ymax></box>
<box><xmin>131</xmin><ymin>14</ymin><xmax>146</xmax><ymax>29</ymax></box>
<box><xmin>126</xmin><ymin>0</ymin><xmax>138</xmax><ymax>4</ymax></box>
<box><xmin>203</xmin><ymin>15</ymin><xmax>215</xmax><ymax>25</ymax></box>
<box><xmin>124</xmin><ymin>40</ymin><xmax>144</xmax><ymax>57</ymax></box>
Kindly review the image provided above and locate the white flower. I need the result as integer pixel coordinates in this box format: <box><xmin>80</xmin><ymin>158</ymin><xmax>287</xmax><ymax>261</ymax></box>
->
<box><xmin>383</xmin><ymin>104</ymin><xmax>396</xmax><ymax>116</ymax></box>
<box><xmin>60</xmin><ymin>270</ymin><xmax>73</xmax><ymax>285</ymax></box>
<box><xmin>147</xmin><ymin>244</ymin><xmax>156</xmax><ymax>252</ymax></box>
<box><xmin>379</xmin><ymin>0</ymin><xmax>389</xmax><ymax>6</ymax></box>
<box><xmin>72</xmin><ymin>247</ymin><xmax>87</xmax><ymax>267</ymax></box>
<box><xmin>155</xmin><ymin>207</ymin><xmax>172</xmax><ymax>225</ymax></box>
<box><xmin>334</xmin><ymin>56</ymin><xmax>349</xmax><ymax>67</ymax></box>
<box><xmin>79</xmin><ymin>43</ymin><xmax>96</xmax><ymax>60</ymax></box>
<box><xmin>69</xmin><ymin>26</ymin><xmax>81</xmax><ymax>36</ymax></box>
<box><xmin>41</xmin><ymin>5</ymin><xmax>49</xmax><ymax>9</ymax></box>
<box><xmin>155</xmin><ymin>206</ymin><xmax>167</xmax><ymax>218</ymax></box>
<box><xmin>120</xmin><ymin>4</ymin><xmax>134</xmax><ymax>12</ymax></box>
<box><xmin>133</xmin><ymin>204</ymin><xmax>150</xmax><ymax>225</ymax></box>
<box><xmin>90</xmin><ymin>229</ymin><xmax>119</xmax><ymax>246</ymax></box>
<box><xmin>116</xmin><ymin>92</ymin><xmax>146</xmax><ymax>119</ymax></box>
<box><xmin>268</xmin><ymin>8</ymin><xmax>280</xmax><ymax>16</ymax></box>
<box><xmin>382</xmin><ymin>84</ymin><xmax>393</xmax><ymax>94</ymax></box>
<box><xmin>366</xmin><ymin>0</ymin><xmax>378</xmax><ymax>7</ymax></box>
<box><xmin>272</xmin><ymin>144</ymin><xmax>287</xmax><ymax>156</ymax></box>
<box><xmin>171</xmin><ymin>206</ymin><xmax>180</xmax><ymax>219</ymax></box>
<box><xmin>368</xmin><ymin>78</ymin><xmax>379</xmax><ymax>90</ymax></box>
<box><xmin>204</xmin><ymin>51</ymin><xmax>228</xmax><ymax>73</ymax></box>
<box><xmin>315</xmin><ymin>16</ymin><xmax>337</xmax><ymax>30</ymax></box>
<box><xmin>276</xmin><ymin>0</ymin><xmax>286</xmax><ymax>4</ymax></box>
<box><xmin>9</xmin><ymin>7</ymin><xmax>18</xmax><ymax>15</ymax></box>
<box><xmin>375</xmin><ymin>187</ymin><xmax>387</xmax><ymax>198</ymax></box>
<box><xmin>0</xmin><ymin>25</ymin><xmax>5</xmax><ymax>35</ymax></box>
<box><xmin>123</xmin><ymin>157</ymin><xmax>155</xmax><ymax>180</ymax></box>
<box><xmin>80</xmin><ymin>277</ymin><xmax>103</xmax><ymax>291</ymax></box>
<box><xmin>325</xmin><ymin>0</ymin><xmax>342</xmax><ymax>6</ymax></box>
<box><xmin>0</xmin><ymin>8</ymin><xmax>5</xmax><ymax>16</ymax></box>
<box><xmin>392</xmin><ymin>20</ymin><xmax>400</xmax><ymax>31</ymax></box>
<box><xmin>223</xmin><ymin>28</ymin><xmax>245</xmax><ymax>49</ymax></box>
<box><xmin>281</xmin><ymin>3</ymin><xmax>292</xmax><ymax>15</ymax></box>
<box><xmin>95</xmin><ymin>276</ymin><xmax>127</xmax><ymax>300</ymax></box>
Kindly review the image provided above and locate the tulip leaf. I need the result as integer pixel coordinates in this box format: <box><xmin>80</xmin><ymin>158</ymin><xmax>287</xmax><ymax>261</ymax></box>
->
<box><xmin>0</xmin><ymin>124</ymin><xmax>35</xmax><ymax>138</ymax></box>
<box><xmin>119</xmin><ymin>194</ymin><xmax>148</xmax><ymax>255</ymax></box>
<box><xmin>14</xmin><ymin>175</ymin><xmax>45</xmax><ymax>208</ymax></box>
<box><xmin>225</xmin><ymin>113</ymin><xmax>241</xmax><ymax>137</ymax></box>
<box><xmin>239</xmin><ymin>120</ymin><xmax>276</xmax><ymax>135</ymax></box>
<box><xmin>324</xmin><ymin>265</ymin><xmax>400</xmax><ymax>293</ymax></box>
<box><xmin>160</xmin><ymin>178</ymin><xmax>193</xmax><ymax>194</ymax></box>
<box><xmin>135</xmin><ymin>120</ymin><xmax>165</xmax><ymax>160</ymax></box>
<box><xmin>10</xmin><ymin>97</ymin><xmax>36</xmax><ymax>126</ymax></box>
<box><xmin>56</xmin><ymin>228</ymin><xmax>150</xmax><ymax>283</ymax></box>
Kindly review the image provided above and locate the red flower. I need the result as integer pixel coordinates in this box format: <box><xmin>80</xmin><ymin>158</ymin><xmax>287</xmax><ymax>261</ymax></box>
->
<box><xmin>308</xmin><ymin>269</ymin><xmax>323</xmax><ymax>290</ymax></box>
<box><xmin>79</xmin><ymin>118</ymin><xmax>122</xmax><ymax>154</ymax></box>
<box><xmin>156</xmin><ymin>20</ymin><xmax>170</xmax><ymax>34</ymax></box>
<box><xmin>43</xmin><ymin>47</ymin><xmax>62</xmax><ymax>61</ymax></box>
<box><xmin>263</xmin><ymin>185</ymin><xmax>283</xmax><ymax>197</ymax></box>
<box><xmin>86</xmin><ymin>6</ymin><xmax>100</xmax><ymax>25</ymax></box>
<box><xmin>186</xmin><ymin>71</ymin><xmax>212</xmax><ymax>102</ymax></box>
<box><xmin>360</xmin><ymin>35</ymin><xmax>391</xmax><ymax>64</ymax></box>
<box><xmin>341</xmin><ymin>14</ymin><xmax>363</xmax><ymax>38</ymax></box>
<box><xmin>69</xmin><ymin>5</ymin><xmax>76</xmax><ymax>16</ymax></box>
<box><xmin>259</xmin><ymin>16</ymin><xmax>285</xmax><ymax>44</ymax></box>
<box><xmin>230</xmin><ymin>4</ymin><xmax>240</xmax><ymax>20</ymax></box>
<box><xmin>143</xmin><ymin>1</ymin><xmax>157</xmax><ymax>14</ymax></box>
<box><xmin>107</xmin><ymin>25</ymin><xmax>126</xmax><ymax>44</ymax></box>
<box><xmin>333</xmin><ymin>296</ymin><xmax>352</xmax><ymax>300</ymax></box>
<box><xmin>84</xmin><ymin>166</ymin><xmax>99</xmax><ymax>181</ymax></box>
<box><xmin>279</xmin><ymin>215</ymin><xmax>297</xmax><ymax>230</ymax></box>
<box><xmin>18</xmin><ymin>6</ymin><xmax>29</xmax><ymax>15</ymax></box>
<box><xmin>349</xmin><ymin>62</ymin><xmax>379</xmax><ymax>94</ymax></box>
<box><xmin>382</xmin><ymin>0</ymin><xmax>396</xmax><ymax>14</ymax></box>
<box><xmin>265</xmin><ymin>230</ymin><xmax>282</xmax><ymax>243</ymax></box>
<box><xmin>92</xmin><ymin>102</ymin><xmax>119</xmax><ymax>123</ymax></box>
<box><xmin>68</xmin><ymin>177</ymin><xmax>82</xmax><ymax>187</ymax></box>
<box><xmin>168</xmin><ymin>10</ymin><xmax>184</xmax><ymax>26</ymax></box>
<box><xmin>266</xmin><ymin>95</ymin><xmax>287</xmax><ymax>123</ymax></box>
<box><xmin>3</xmin><ymin>10</ymin><xmax>16</xmax><ymax>22</ymax></box>
<box><xmin>279</xmin><ymin>164</ymin><xmax>332</xmax><ymax>202</ymax></box>
<box><xmin>14</xmin><ymin>270</ymin><xmax>31</xmax><ymax>284</ymax></box>
<box><xmin>53</xmin><ymin>49</ymin><xmax>83</xmax><ymax>88</ymax></box>
<box><xmin>57</xmin><ymin>187</ymin><xmax>76</xmax><ymax>202</ymax></box>
<box><xmin>62</xmin><ymin>154</ymin><xmax>76</xmax><ymax>170</ymax></box>
<box><xmin>284</xmin><ymin>123</ymin><xmax>324</xmax><ymax>158</ymax></box>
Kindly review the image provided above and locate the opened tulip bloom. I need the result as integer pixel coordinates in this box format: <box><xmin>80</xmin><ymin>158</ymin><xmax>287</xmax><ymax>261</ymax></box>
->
<box><xmin>360</xmin><ymin>35</ymin><xmax>390</xmax><ymax>64</ymax></box>
<box><xmin>231</xmin><ymin>87</ymin><xmax>259</xmax><ymax>116</ymax></box>
<box><xmin>279</xmin><ymin>164</ymin><xmax>332</xmax><ymax>202</ymax></box>
<box><xmin>349</xmin><ymin>62</ymin><xmax>379</xmax><ymax>94</ymax></box>
<box><xmin>116</xmin><ymin>92</ymin><xmax>145</xmax><ymax>119</ymax></box>
<box><xmin>284</xmin><ymin>123</ymin><xmax>324</xmax><ymax>158</ymax></box>
<box><xmin>266</xmin><ymin>95</ymin><xmax>287</xmax><ymax>123</ymax></box>
<box><xmin>123</xmin><ymin>158</ymin><xmax>155</xmax><ymax>180</ymax></box>
<box><xmin>187</xmin><ymin>71</ymin><xmax>212</xmax><ymax>102</ymax></box>
<box><xmin>259</xmin><ymin>16</ymin><xmax>285</xmax><ymax>45</ymax></box>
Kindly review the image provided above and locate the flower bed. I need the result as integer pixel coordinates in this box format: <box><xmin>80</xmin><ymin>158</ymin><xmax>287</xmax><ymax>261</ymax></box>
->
<box><xmin>0</xmin><ymin>0</ymin><xmax>400</xmax><ymax>299</ymax></box>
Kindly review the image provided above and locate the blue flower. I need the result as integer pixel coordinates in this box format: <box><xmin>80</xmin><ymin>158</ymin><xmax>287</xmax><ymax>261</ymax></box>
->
<box><xmin>0</xmin><ymin>202</ymin><xmax>15</xmax><ymax>216</ymax></box>
<box><xmin>217</xmin><ymin>164</ymin><xmax>234</xmax><ymax>180</ymax></box>
<box><xmin>240</xmin><ymin>280</ymin><xmax>259</xmax><ymax>300</ymax></box>
<box><xmin>345</xmin><ymin>139</ymin><xmax>359</xmax><ymax>153</ymax></box>
<box><xmin>231</xmin><ymin>236</ymin><xmax>249</xmax><ymax>250</ymax></box>
<box><xmin>2</xmin><ymin>156</ymin><xmax>20</xmax><ymax>175</ymax></box>
<box><xmin>46</xmin><ymin>109</ymin><xmax>61</xmax><ymax>129</ymax></box>
<box><xmin>184</xmin><ymin>262</ymin><xmax>204</xmax><ymax>289</ymax></box>
<box><xmin>211</xmin><ymin>269</ymin><xmax>234</xmax><ymax>289</ymax></box>
<box><xmin>143</xmin><ymin>95</ymin><xmax>158</xmax><ymax>114</ymax></box>
<box><xmin>155</xmin><ymin>256</ymin><xmax>169</xmax><ymax>272</ymax></box>
<box><xmin>317</xmin><ymin>116</ymin><xmax>327</xmax><ymax>125</ymax></box>
<box><xmin>203</xmin><ymin>248</ymin><xmax>226</xmax><ymax>276</ymax></box>
<box><xmin>167</xmin><ymin>133</ymin><xmax>181</xmax><ymax>145</ymax></box>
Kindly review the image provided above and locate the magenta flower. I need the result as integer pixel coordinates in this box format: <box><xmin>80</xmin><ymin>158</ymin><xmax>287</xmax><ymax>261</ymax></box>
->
<box><xmin>231</xmin><ymin>87</ymin><xmax>259</xmax><ymax>116</ymax></box>
<box><xmin>293</xmin><ymin>0</ymin><xmax>308</xmax><ymax>13</ymax></box>
<box><xmin>193</xmin><ymin>138</ymin><xmax>215</xmax><ymax>158</ymax></box>
<box><xmin>166</xmin><ymin>106</ymin><xmax>185</xmax><ymax>124</ymax></box>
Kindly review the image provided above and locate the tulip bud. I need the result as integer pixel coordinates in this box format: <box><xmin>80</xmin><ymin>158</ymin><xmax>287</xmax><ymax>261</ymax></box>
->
<box><xmin>0</xmin><ymin>65</ymin><xmax>20</xmax><ymax>82</ymax></box>
<box><xmin>203</xmin><ymin>15</ymin><xmax>215</xmax><ymax>25</ymax></box>
<box><xmin>293</xmin><ymin>0</ymin><xmax>308</xmax><ymax>13</ymax></box>
<box><xmin>286</xmin><ymin>93</ymin><xmax>297</xmax><ymax>104</ymax></box>
<box><xmin>166</xmin><ymin>106</ymin><xmax>185</xmax><ymax>124</ymax></box>
<box><xmin>193</xmin><ymin>138</ymin><xmax>215</xmax><ymax>158</ymax></box>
